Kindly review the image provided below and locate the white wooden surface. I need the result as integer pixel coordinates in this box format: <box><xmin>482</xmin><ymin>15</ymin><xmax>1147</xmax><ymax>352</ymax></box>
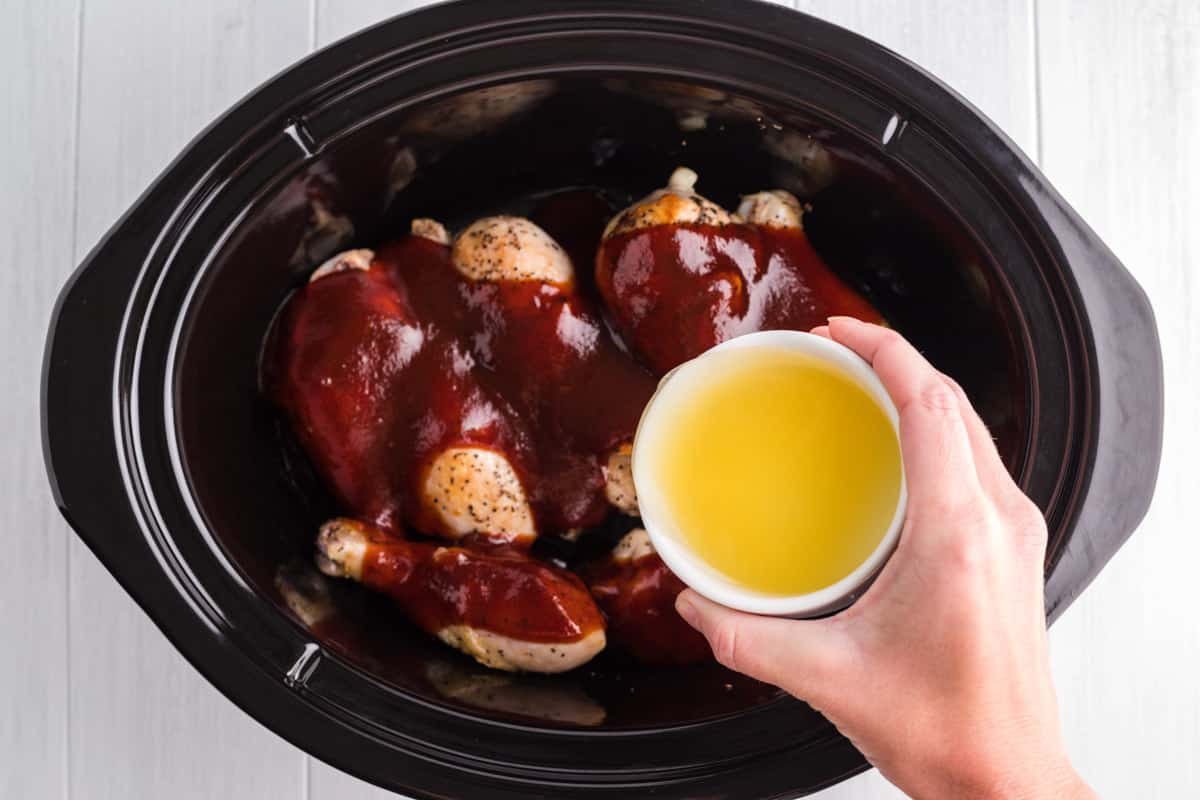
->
<box><xmin>1</xmin><ymin>1</ymin><xmax>1195</xmax><ymax>797</ymax></box>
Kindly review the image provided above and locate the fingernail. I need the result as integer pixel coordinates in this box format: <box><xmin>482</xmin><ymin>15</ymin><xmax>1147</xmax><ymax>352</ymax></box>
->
<box><xmin>675</xmin><ymin>592</ymin><xmax>699</xmax><ymax>626</ymax></box>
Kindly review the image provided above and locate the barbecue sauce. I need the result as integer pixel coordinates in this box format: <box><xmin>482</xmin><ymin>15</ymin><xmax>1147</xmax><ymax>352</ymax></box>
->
<box><xmin>355</xmin><ymin>524</ymin><xmax>605</xmax><ymax>644</ymax></box>
<box><xmin>596</xmin><ymin>222</ymin><xmax>883</xmax><ymax>374</ymax></box>
<box><xmin>268</xmin><ymin>190</ymin><xmax>888</xmax><ymax>667</ymax></box>
<box><xmin>271</xmin><ymin>216</ymin><xmax>657</xmax><ymax>541</ymax></box>
<box><xmin>584</xmin><ymin>549</ymin><xmax>710</xmax><ymax>665</ymax></box>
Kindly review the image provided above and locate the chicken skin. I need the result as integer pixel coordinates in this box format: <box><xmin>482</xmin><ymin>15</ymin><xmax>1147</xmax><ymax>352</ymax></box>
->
<box><xmin>269</xmin><ymin>175</ymin><xmax>888</xmax><ymax>673</ymax></box>
<box><xmin>272</xmin><ymin>218</ymin><xmax>654</xmax><ymax>672</ymax></box>
<box><xmin>272</xmin><ymin>240</ymin><xmax>538</xmax><ymax>545</ymax></box>
<box><xmin>316</xmin><ymin>518</ymin><xmax>606</xmax><ymax>672</ymax></box>
<box><xmin>737</xmin><ymin>189</ymin><xmax>805</xmax><ymax>229</ymax></box>
<box><xmin>596</xmin><ymin>167</ymin><xmax>883</xmax><ymax>374</ymax></box>
<box><xmin>451</xmin><ymin>216</ymin><xmax>574</xmax><ymax>284</ymax></box>
<box><xmin>601</xmin><ymin>167</ymin><xmax>734</xmax><ymax>238</ymax></box>
<box><xmin>583</xmin><ymin>529</ymin><xmax>711</xmax><ymax>666</ymax></box>
<box><xmin>441</xmin><ymin>215</ymin><xmax>656</xmax><ymax>526</ymax></box>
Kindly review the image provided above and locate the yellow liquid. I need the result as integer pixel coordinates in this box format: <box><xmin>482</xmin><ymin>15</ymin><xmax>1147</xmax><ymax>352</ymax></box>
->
<box><xmin>648</xmin><ymin>349</ymin><xmax>902</xmax><ymax>595</ymax></box>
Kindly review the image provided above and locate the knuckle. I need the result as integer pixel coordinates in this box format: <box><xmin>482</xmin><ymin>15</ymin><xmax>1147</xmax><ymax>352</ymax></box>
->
<box><xmin>872</xmin><ymin>328</ymin><xmax>905</xmax><ymax>358</ymax></box>
<box><xmin>940</xmin><ymin>373</ymin><xmax>967</xmax><ymax>399</ymax></box>
<box><xmin>876</xmin><ymin>327</ymin><xmax>904</xmax><ymax>348</ymax></box>
<box><xmin>709</xmin><ymin>622</ymin><xmax>742</xmax><ymax>672</ymax></box>
<box><xmin>919</xmin><ymin>379</ymin><xmax>961</xmax><ymax>415</ymax></box>
<box><xmin>926</xmin><ymin>493</ymin><xmax>986</xmax><ymax>527</ymax></box>
<box><xmin>920</xmin><ymin>496</ymin><xmax>997</xmax><ymax>569</ymax></box>
<box><xmin>1011</xmin><ymin>496</ymin><xmax>1049</xmax><ymax>546</ymax></box>
<box><xmin>1014</xmin><ymin>495</ymin><xmax>1046</xmax><ymax>528</ymax></box>
<box><xmin>941</xmin><ymin>375</ymin><xmax>977</xmax><ymax>413</ymax></box>
<box><xmin>946</xmin><ymin>528</ymin><xmax>992</xmax><ymax>571</ymax></box>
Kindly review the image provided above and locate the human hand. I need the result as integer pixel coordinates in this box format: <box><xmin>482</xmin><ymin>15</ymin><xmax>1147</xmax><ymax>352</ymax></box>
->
<box><xmin>674</xmin><ymin>317</ymin><xmax>1094</xmax><ymax>800</ymax></box>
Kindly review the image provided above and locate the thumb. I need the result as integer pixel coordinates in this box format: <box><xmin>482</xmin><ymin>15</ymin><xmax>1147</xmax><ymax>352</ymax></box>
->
<box><xmin>676</xmin><ymin>589</ymin><xmax>852</xmax><ymax>707</ymax></box>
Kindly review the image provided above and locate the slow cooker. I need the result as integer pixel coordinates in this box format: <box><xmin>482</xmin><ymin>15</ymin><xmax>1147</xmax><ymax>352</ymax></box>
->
<box><xmin>42</xmin><ymin>1</ymin><xmax>1163</xmax><ymax>797</ymax></box>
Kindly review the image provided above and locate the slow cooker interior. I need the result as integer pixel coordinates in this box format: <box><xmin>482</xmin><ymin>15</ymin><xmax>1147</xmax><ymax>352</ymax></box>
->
<box><xmin>176</xmin><ymin>77</ymin><xmax>1029</xmax><ymax>729</ymax></box>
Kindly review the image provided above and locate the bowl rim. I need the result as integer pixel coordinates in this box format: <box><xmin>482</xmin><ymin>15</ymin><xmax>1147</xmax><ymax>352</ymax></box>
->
<box><xmin>634</xmin><ymin>330</ymin><xmax>909</xmax><ymax>617</ymax></box>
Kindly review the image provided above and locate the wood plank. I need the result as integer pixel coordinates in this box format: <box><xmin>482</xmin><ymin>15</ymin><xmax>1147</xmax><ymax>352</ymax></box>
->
<box><xmin>308</xmin><ymin>754</ymin><xmax>398</xmax><ymax>800</ymax></box>
<box><xmin>795</xmin><ymin>0</ymin><xmax>1038</xmax><ymax>156</ymax></box>
<box><xmin>1037</xmin><ymin>2</ymin><xmax>1200</xmax><ymax>798</ymax></box>
<box><xmin>313</xmin><ymin>0</ymin><xmax>430</xmax><ymax>48</ymax></box>
<box><xmin>67</xmin><ymin>2</ymin><xmax>311</xmax><ymax>798</ymax></box>
<box><xmin>0</xmin><ymin>1</ymin><xmax>79</xmax><ymax>798</ymax></box>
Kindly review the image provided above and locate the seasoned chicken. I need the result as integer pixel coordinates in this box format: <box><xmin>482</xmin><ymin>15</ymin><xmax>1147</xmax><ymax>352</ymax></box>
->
<box><xmin>596</xmin><ymin>167</ymin><xmax>884</xmax><ymax>374</ymax></box>
<box><xmin>762</xmin><ymin>129</ymin><xmax>837</xmax><ymax>197</ymax></box>
<box><xmin>425</xmin><ymin>658</ymin><xmax>606</xmax><ymax>726</ymax></box>
<box><xmin>418</xmin><ymin>446</ymin><xmax>537</xmax><ymax>546</ymax></box>
<box><xmin>451</xmin><ymin>216</ymin><xmax>573</xmax><ymax>284</ymax></box>
<box><xmin>446</xmin><ymin>215</ymin><xmax>656</xmax><ymax>527</ymax></box>
<box><xmin>308</xmin><ymin>247</ymin><xmax>373</xmax><ymax>283</ymax></box>
<box><xmin>737</xmin><ymin>189</ymin><xmax>804</xmax><ymax>229</ymax></box>
<box><xmin>410</xmin><ymin>217</ymin><xmax>450</xmax><ymax>245</ymax></box>
<box><xmin>316</xmin><ymin>518</ymin><xmax>606</xmax><ymax>673</ymax></box>
<box><xmin>583</xmin><ymin>529</ymin><xmax>711</xmax><ymax>665</ymax></box>
<box><xmin>273</xmin><ymin>247</ymin><xmax>539</xmax><ymax>543</ymax></box>
<box><xmin>274</xmin><ymin>562</ymin><xmax>336</xmax><ymax>629</ymax></box>
<box><xmin>602</xmin><ymin>166</ymin><xmax>734</xmax><ymax>239</ymax></box>
<box><xmin>603</xmin><ymin>442</ymin><xmax>638</xmax><ymax>515</ymax></box>
<box><xmin>400</xmin><ymin>81</ymin><xmax>555</xmax><ymax>142</ymax></box>
<box><xmin>610</xmin><ymin>527</ymin><xmax>656</xmax><ymax>562</ymax></box>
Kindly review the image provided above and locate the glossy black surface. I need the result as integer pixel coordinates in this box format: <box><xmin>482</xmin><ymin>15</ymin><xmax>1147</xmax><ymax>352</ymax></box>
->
<box><xmin>42</xmin><ymin>1</ymin><xmax>1162</xmax><ymax>797</ymax></box>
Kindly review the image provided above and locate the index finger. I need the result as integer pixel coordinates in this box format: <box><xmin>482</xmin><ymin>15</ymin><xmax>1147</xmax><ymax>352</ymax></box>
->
<box><xmin>826</xmin><ymin>317</ymin><xmax>981</xmax><ymax>514</ymax></box>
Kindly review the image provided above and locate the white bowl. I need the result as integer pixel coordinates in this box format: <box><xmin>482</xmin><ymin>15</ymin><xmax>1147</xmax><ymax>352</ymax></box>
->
<box><xmin>632</xmin><ymin>330</ymin><xmax>908</xmax><ymax>618</ymax></box>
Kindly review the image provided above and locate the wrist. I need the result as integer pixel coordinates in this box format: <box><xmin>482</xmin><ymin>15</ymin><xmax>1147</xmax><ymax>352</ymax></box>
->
<box><xmin>927</xmin><ymin>739</ymin><xmax>1089</xmax><ymax>800</ymax></box>
<box><xmin>1039</xmin><ymin>768</ymin><xmax>1094</xmax><ymax>800</ymax></box>
<box><xmin>969</xmin><ymin>758</ymin><xmax>1092</xmax><ymax>800</ymax></box>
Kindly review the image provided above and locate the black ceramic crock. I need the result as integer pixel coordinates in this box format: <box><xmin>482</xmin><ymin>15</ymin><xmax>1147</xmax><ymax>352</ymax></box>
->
<box><xmin>42</xmin><ymin>1</ymin><xmax>1163</xmax><ymax>797</ymax></box>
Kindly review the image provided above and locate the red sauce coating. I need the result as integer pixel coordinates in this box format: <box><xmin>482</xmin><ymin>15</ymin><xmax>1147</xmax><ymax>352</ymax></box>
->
<box><xmin>272</xmin><ymin>234</ymin><xmax>656</xmax><ymax>539</ymax></box>
<box><xmin>270</xmin><ymin>193</ymin><xmax>890</xmax><ymax>667</ymax></box>
<box><xmin>584</xmin><ymin>549</ymin><xmax>711</xmax><ymax>665</ymax></box>
<box><xmin>271</xmin><ymin>258</ymin><xmax>533</xmax><ymax>536</ymax></box>
<box><xmin>596</xmin><ymin>222</ymin><xmax>884</xmax><ymax>374</ymax></box>
<box><xmin>376</xmin><ymin>237</ymin><xmax>656</xmax><ymax>532</ymax></box>
<box><xmin>356</xmin><ymin>524</ymin><xmax>604</xmax><ymax>644</ymax></box>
